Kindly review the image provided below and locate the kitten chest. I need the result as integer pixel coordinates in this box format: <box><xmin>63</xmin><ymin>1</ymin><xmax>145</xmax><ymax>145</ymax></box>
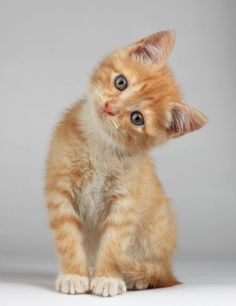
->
<box><xmin>75</xmin><ymin>152</ymin><xmax>125</xmax><ymax>228</ymax></box>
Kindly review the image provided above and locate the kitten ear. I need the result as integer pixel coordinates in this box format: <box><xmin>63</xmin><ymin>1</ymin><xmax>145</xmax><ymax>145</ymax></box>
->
<box><xmin>129</xmin><ymin>31</ymin><xmax>175</xmax><ymax>66</ymax></box>
<box><xmin>165</xmin><ymin>103</ymin><xmax>208</xmax><ymax>137</ymax></box>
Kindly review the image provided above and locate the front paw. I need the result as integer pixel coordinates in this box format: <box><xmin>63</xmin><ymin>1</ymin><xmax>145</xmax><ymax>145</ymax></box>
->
<box><xmin>56</xmin><ymin>274</ymin><xmax>89</xmax><ymax>294</ymax></box>
<box><xmin>90</xmin><ymin>276</ymin><xmax>126</xmax><ymax>297</ymax></box>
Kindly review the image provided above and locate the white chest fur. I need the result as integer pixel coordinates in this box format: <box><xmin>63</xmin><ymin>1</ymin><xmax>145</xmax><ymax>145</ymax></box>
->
<box><xmin>75</xmin><ymin>141</ymin><xmax>129</xmax><ymax>229</ymax></box>
<box><xmin>77</xmin><ymin>164</ymin><xmax>109</xmax><ymax>227</ymax></box>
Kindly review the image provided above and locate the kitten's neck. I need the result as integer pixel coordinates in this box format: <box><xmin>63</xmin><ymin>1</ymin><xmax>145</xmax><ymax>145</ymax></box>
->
<box><xmin>79</xmin><ymin>98</ymin><xmax>130</xmax><ymax>158</ymax></box>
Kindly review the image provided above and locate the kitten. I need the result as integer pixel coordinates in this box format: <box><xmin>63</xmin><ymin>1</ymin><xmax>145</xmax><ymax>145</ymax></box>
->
<box><xmin>45</xmin><ymin>31</ymin><xmax>207</xmax><ymax>297</ymax></box>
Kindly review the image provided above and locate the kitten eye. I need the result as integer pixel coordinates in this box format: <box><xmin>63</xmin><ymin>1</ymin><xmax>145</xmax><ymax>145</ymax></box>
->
<box><xmin>130</xmin><ymin>111</ymin><xmax>144</xmax><ymax>126</ymax></box>
<box><xmin>114</xmin><ymin>74</ymin><xmax>128</xmax><ymax>91</ymax></box>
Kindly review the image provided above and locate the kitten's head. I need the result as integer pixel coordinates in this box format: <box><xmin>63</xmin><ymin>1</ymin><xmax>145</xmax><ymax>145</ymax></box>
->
<box><xmin>88</xmin><ymin>31</ymin><xmax>207</xmax><ymax>151</ymax></box>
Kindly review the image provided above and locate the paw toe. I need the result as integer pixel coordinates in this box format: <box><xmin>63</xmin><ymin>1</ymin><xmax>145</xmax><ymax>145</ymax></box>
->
<box><xmin>126</xmin><ymin>280</ymin><xmax>149</xmax><ymax>290</ymax></box>
<box><xmin>56</xmin><ymin>274</ymin><xmax>89</xmax><ymax>295</ymax></box>
<box><xmin>90</xmin><ymin>277</ymin><xmax>126</xmax><ymax>297</ymax></box>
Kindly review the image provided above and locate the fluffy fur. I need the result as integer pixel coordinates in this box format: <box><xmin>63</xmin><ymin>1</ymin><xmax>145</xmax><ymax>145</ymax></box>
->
<box><xmin>45</xmin><ymin>31</ymin><xmax>207</xmax><ymax>297</ymax></box>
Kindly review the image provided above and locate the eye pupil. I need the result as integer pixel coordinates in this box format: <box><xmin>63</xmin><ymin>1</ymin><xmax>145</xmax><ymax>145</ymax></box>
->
<box><xmin>114</xmin><ymin>74</ymin><xmax>128</xmax><ymax>91</ymax></box>
<box><xmin>130</xmin><ymin>111</ymin><xmax>144</xmax><ymax>126</ymax></box>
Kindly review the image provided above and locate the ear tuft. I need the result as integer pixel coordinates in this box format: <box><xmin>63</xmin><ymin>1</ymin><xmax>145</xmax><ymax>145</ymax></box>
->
<box><xmin>130</xmin><ymin>30</ymin><xmax>175</xmax><ymax>66</ymax></box>
<box><xmin>167</xmin><ymin>103</ymin><xmax>208</xmax><ymax>137</ymax></box>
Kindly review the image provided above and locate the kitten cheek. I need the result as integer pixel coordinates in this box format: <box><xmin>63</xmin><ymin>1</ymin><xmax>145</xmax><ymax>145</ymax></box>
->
<box><xmin>94</xmin><ymin>103</ymin><xmax>101</xmax><ymax>114</ymax></box>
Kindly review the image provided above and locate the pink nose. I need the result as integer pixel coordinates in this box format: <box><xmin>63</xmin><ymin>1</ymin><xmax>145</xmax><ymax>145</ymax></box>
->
<box><xmin>103</xmin><ymin>102</ymin><xmax>114</xmax><ymax>115</ymax></box>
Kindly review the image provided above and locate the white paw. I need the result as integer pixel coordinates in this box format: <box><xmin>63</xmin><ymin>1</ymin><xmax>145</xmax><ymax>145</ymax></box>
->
<box><xmin>56</xmin><ymin>274</ymin><xmax>89</xmax><ymax>294</ymax></box>
<box><xmin>127</xmin><ymin>280</ymin><xmax>149</xmax><ymax>290</ymax></box>
<box><xmin>90</xmin><ymin>277</ymin><xmax>126</xmax><ymax>297</ymax></box>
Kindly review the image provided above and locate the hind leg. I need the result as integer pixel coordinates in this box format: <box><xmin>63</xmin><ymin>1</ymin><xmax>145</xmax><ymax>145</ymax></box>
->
<box><xmin>121</xmin><ymin>256</ymin><xmax>181</xmax><ymax>290</ymax></box>
<box><xmin>131</xmin><ymin>261</ymin><xmax>181</xmax><ymax>289</ymax></box>
<box><xmin>122</xmin><ymin>202</ymin><xmax>181</xmax><ymax>290</ymax></box>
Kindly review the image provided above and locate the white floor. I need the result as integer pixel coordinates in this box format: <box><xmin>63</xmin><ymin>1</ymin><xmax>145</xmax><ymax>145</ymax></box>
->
<box><xmin>1</xmin><ymin>262</ymin><xmax>236</xmax><ymax>306</ymax></box>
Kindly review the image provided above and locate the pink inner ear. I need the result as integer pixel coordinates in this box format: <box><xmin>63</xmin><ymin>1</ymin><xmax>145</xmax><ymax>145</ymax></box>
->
<box><xmin>134</xmin><ymin>44</ymin><xmax>160</xmax><ymax>62</ymax></box>
<box><xmin>169</xmin><ymin>105</ymin><xmax>207</xmax><ymax>135</ymax></box>
<box><xmin>130</xmin><ymin>31</ymin><xmax>175</xmax><ymax>64</ymax></box>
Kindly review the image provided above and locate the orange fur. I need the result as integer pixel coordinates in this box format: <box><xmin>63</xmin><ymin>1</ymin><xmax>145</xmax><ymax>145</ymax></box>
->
<box><xmin>45</xmin><ymin>31</ymin><xmax>207</xmax><ymax>296</ymax></box>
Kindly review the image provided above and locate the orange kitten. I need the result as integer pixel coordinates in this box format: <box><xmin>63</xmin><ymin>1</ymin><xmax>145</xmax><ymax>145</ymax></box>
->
<box><xmin>45</xmin><ymin>31</ymin><xmax>207</xmax><ymax>297</ymax></box>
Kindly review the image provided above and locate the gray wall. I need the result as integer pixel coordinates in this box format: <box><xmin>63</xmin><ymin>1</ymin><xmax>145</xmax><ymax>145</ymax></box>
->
<box><xmin>1</xmin><ymin>0</ymin><xmax>236</xmax><ymax>273</ymax></box>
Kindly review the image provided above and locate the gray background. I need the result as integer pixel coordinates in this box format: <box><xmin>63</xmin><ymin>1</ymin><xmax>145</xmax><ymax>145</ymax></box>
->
<box><xmin>1</xmin><ymin>0</ymin><xmax>235</xmax><ymax>273</ymax></box>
